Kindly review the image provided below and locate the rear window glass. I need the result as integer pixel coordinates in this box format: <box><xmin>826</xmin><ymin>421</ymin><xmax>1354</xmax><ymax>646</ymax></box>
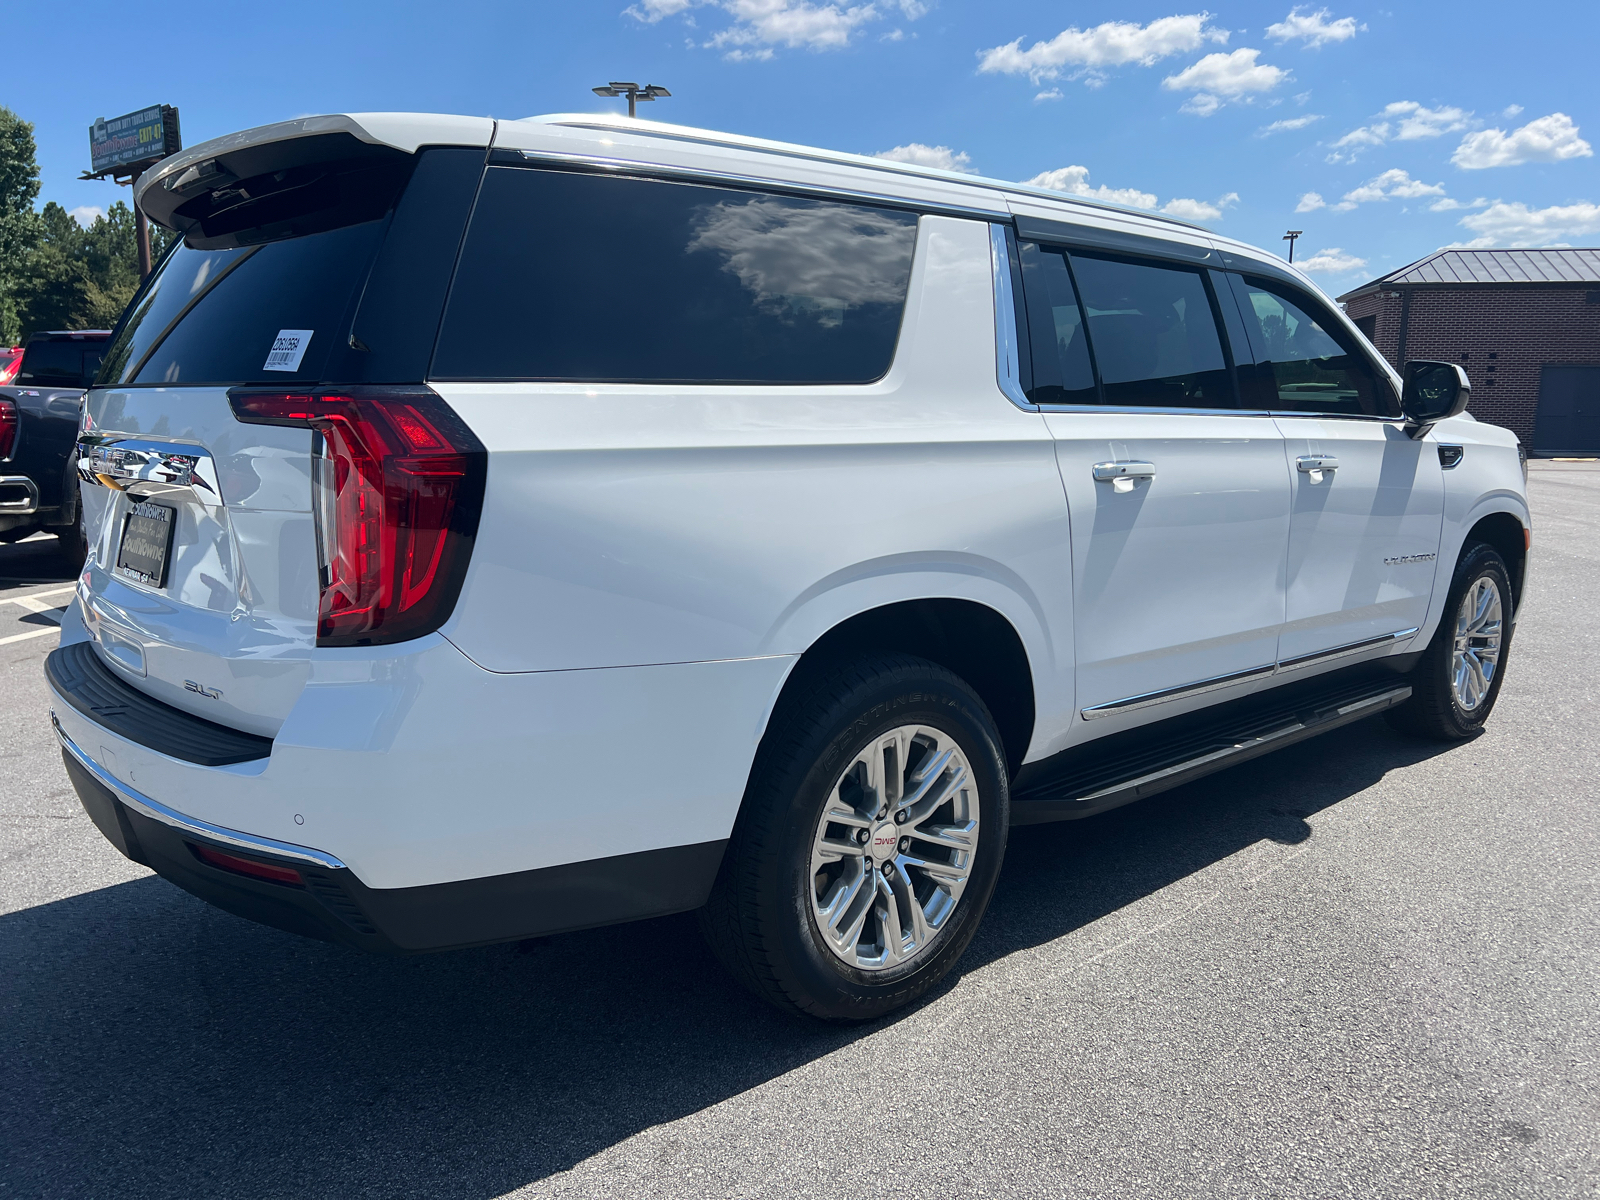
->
<box><xmin>432</xmin><ymin>168</ymin><xmax>919</xmax><ymax>385</ymax></box>
<box><xmin>97</xmin><ymin>221</ymin><xmax>384</xmax><ymax>387</ymax></box>
<box><xmin>19</xmin><ymin>341</ymin><xmax>92</xmax><ymax>387</ymax></box>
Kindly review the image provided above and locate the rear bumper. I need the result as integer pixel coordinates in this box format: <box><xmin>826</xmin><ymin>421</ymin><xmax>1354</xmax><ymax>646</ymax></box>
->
<box><xmin>57</xmin><ymin>719</ymin><xmax>726</xmax><ymax>952</ymax></box>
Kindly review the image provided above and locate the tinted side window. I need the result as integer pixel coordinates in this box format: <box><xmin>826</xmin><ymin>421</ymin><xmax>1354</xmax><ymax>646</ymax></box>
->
<box><xmin>432</xmin><ymin>168</ymin><xmax>918</xmax><ymax>384</ymax></box>
<box><xmin>1069</xmin><ymin>255</ymin><xmax>1233</xmax><ymax>409</ymax></box>
<box><xmin>1230</xmin><ymin>276</ymin><xmax>1397</xmax><ymax>417</ymax></box>
<box><xmin>19</xmin><ymin>341</ymin><xmax>89</xmax><ymax>387</ymax></box>
<box><xmin>1016</xmin><ymin>242</ymin><xmax>1097</xmax><ymax>405</ymax></box>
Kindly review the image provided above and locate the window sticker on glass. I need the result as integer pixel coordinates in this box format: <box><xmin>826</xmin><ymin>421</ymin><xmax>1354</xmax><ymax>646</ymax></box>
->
<box><xmin>263</xmin><ymin>330</ymin><xmax>314</xmax><ymax>372</ymax></box>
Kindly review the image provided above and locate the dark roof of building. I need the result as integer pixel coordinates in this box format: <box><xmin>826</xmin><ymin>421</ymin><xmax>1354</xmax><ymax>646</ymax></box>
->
<box><xmin>1338</xmin><ymin>247</ymin><xmax>1600</xmax><ymax>299</ymax></box>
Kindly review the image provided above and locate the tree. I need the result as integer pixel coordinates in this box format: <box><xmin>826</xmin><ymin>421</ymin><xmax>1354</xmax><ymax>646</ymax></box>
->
<box><xmin>0</xmin><ymin>106</ymin><xmax>43</xmax><ymax>345</ymax></box>
<box><xmin>0</xmin><ymin>103</ymin><xmax>176</xmax><ymax>344</ymax></box>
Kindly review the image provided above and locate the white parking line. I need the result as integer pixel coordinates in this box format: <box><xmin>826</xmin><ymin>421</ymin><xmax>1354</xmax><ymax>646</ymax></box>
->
<box><xmin>0</xmin><ymin>585</ymin><xmax>75</xmax><ymax>608</ymax></box>
<box><xmin>0</xmin><ymin>625</ymin><xmax>60</xmax><ymax>647</ymax></box>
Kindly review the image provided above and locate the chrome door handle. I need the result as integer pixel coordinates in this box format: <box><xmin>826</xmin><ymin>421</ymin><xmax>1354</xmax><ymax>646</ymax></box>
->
<box><xmin>1296</xmin><ymin>454</ymin><xmax>1338</xmax><ymax>484</ymax></box>
<box><xmin>1092</xmin><ymin>460</ymin><xmax>1156</xmax><ymax>494</ymax></box>
<box><xmin>1092</xmin><ymin>461</ymin><xmax>1156</xmax><ymax>481</ymax></box>
<box><xmin>1296</xmin><ymin>454</ymin><xmax>1339</xmax><ymax>472</ymax></box>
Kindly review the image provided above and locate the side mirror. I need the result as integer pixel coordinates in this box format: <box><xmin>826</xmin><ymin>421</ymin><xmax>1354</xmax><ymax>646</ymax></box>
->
<box><xmin>1401</xmin><ymin>360</ymin><xmax>1471</xmax><ymax>438</ymax></box>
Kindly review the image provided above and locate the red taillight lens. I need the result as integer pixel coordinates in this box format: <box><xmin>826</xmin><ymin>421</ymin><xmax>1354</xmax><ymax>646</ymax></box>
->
<box><xmin>0</xmin><ymin>399</ymin><xmax>18</xmax><ymax>458</ymax></box>
<box><xmin>190</xmin><ymin>843</ymin><xmax>304</xmax><ymax>886</ymax></box>
<box><xmin>228</xmin><ymin>387</ymin><xmax>486</xmax><ymax>647</ymax></box>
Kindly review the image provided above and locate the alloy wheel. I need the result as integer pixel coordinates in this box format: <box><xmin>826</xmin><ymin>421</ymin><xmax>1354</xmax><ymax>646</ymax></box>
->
<box><xmin>808</xmin><ymin>724</ymin><xmax>980</xmax><ymax>972</ymax></box>
<box><xmin>1451</xmin><ymin>576</ymin><xmax>1503</xmax><ymax>712</ymax></box>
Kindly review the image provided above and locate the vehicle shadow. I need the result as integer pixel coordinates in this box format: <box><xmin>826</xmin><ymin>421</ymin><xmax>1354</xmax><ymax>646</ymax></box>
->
<box><xmin>0</xmin><ymin>531</ymin><xmax>78</xmax><ymax>587</ymax></box>
<box><xmin>2</xmin><ymin>718</ymin><xmax>1456</xmax><ymax>1199</ymax></box>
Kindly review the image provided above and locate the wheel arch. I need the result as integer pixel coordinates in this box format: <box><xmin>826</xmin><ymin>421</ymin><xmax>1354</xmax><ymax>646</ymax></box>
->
<box><xmin>1465</xmin><ymin>510</ymin><xmax>1528</xmax><ymax>611</ymax></box>
<box><xmin>763</xmin><ymin>597</ymin><xmax>1038</xmax><ymax>782</ymax></box>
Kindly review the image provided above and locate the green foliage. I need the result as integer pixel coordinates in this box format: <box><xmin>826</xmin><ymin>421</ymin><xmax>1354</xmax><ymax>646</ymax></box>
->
<box><xmin>0</xmin><ymin>106</ymin><xmax>43</xmax><ymax>345</ymax></box>
<box><xmin>18</xmin><ymin>201</ymin><xmax>172</xmax><ymax>336</ymax></box>
<box><xmin>0</xmin><ymin>103</ymin><xmax>174</xmax><ymax>345</ymax></box>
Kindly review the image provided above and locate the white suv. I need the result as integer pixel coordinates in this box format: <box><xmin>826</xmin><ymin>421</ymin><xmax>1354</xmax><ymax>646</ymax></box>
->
<box><xmin>49</xmin><ymin>112</ymin><xmax>1530</xmax><ymax>1020</ymax></box>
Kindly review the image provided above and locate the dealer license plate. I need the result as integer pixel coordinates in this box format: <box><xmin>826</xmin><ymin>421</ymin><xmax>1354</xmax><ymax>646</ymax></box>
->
<box><xmin>116</xmin><ymin>500</ymin><xmax>176</xmax><ymax>588</ymax></box>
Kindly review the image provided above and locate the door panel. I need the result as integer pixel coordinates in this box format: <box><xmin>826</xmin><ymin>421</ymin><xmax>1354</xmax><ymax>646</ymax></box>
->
<box><xmin>1046</xmin><ymin>412</ymin><xmax>1291</xmax><ymax>716</ymax></box>
<box><xmin>1275</xmin><ymin>417</ymin><xmax>1444</xmax><ymax>664</ymax></box>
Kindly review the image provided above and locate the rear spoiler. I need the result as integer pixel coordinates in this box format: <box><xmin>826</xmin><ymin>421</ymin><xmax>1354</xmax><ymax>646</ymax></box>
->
<box><xmin>135</xmin><ymin>113</ymin><xmax>495</xmax><ymax>238</ymax></box>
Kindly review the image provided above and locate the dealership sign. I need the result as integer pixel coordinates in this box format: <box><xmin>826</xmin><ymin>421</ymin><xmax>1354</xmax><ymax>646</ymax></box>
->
<box><xmin>88</xmin><ymin>106</ymin><xmax>181</xmax><ymax>176</ymax></box>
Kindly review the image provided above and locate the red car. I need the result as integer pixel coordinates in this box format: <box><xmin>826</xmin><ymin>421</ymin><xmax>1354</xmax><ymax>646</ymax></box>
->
<box><xmin>0</xmin><ymin>347</ymin><xmax>22</xmax><ymax>386</ymax></box>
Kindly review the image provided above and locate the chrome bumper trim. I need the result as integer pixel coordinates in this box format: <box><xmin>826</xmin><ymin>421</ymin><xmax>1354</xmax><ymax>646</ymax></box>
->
<box><xmin>51</xmin><ymin>713</ymin><xmax>347</xmax><ymax>870</ymax></box>
<box><xmin>0</xmin><ymin>475</ymin><xmax>40</xmax><ymax>513</ymax></box>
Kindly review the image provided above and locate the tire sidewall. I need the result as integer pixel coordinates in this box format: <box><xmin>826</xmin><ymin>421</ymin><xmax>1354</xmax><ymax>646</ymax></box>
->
<box><xmin>762</xmin><ymin>663</ymin><xmax>1009</xmax><ymax>1019</ymax></box>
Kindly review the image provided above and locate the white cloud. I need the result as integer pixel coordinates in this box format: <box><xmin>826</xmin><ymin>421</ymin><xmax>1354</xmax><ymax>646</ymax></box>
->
<box><xmin>627</xmin><ymin>0</ymin><xmax>697</xmax><ymax>19</ymax></box>
<box><xmin>1025</xmin><ymin>166</ymin><xmax>1237</xmax><ymax>223</ymax></box>
<box><xmin>1428</xmin><ymin>196</ymin><xmax>1488</xmax><ymax>212</ymax></box>
<box><xmin>1163</xmin><ymin>192</ymin><xmax>1238</xmax><ymax>221</ymax></box>
<box><xmin>1332</xmin><ymin>168</ymin><xmax>1446</xmax><ymax>210</ymax></box>
<box><xmin>1296</xmin><ymin>247</ymin><xmax>1367</xmax><ymax>273</ymax></box>
<box><xmin>1386</xmin><ymin>101</ymin><xmax>1472</xmax><ymax>140</ymax></box>
<box><xmin>1034</xmin><ymin>88</ymin><xmax>1064</xmax><ymax>102</ymax></box>
<box><xmin>1503</xmin><ymin>104</ymin><xmax>1524</xmax><ymax>118</ymax></box>
<box><xmin>1327</xmin><ymin>100</ymin><xmax>1475</xmax><ymax>161</ymax></box>
<box><xmin>1260</xmin><ymin>114</ymin><xmax>1323</xmax><ymax>134</ymax></box>
<box><xmin>1026</xmin><ymin>165</ymin><xmax>1157</xmax><ymax>209</ymax></box>
<box><xmin>1457</xmin><ymin>200</ymin><xmax>1600</xmax><ymax>246</ymax></box>
<box><xmin>1451</xmin><ymin>112</ymin><xmax>1594</xmax><ymax>169</ymax></box>
<box><xmin>1162</xmin><ymin>48</ymin><xmax>1291</xmax><ymax>110</ymax></box>
<box><xmin>873</xmin><ymin>143</ymin><xmax>974</xmax><ymax>172</ymax></box>
<box><xmin>976</xmin><ymin>14</ymin><xmax>1228</xmax><ymax>86</ymax></box>
<box><xmin>1295</xmin><ymin>191</ymin><xmax>1326</xmax><ymax>212</ymax></box>
<box><xmin>630</xmin><ymin>0</ymin><xmax>924</xmax><ymax>58</ymax></box>
<box><xmin>68</xmin><ymin>205</ymin><xmax>105</xmax><ymax>227</ymax></box>
<box><xmin>1265</xmin><ymin>7</ymin><xmax>1363</xmax><ymax>46</ymax></box>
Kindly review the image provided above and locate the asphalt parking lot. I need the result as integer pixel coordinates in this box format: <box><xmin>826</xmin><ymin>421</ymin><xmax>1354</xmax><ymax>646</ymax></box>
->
<box><xmin>3</xmin><ymin>461</ymin><xmax>1596</xmax><ymax>1200</ymax></box>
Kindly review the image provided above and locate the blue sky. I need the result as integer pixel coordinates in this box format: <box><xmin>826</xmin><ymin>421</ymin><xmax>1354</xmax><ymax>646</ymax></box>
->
<box><xmin>10</xmin><ymin>0</ymin><xmax>1598</xmax><ymax>292</ymax></box>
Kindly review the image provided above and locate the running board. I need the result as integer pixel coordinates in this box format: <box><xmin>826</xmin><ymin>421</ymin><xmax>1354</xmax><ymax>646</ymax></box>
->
<box><xmin>1011</xmin><ymin>670</ymin><xmax>1412</xmax><ymax>826</ymax></box>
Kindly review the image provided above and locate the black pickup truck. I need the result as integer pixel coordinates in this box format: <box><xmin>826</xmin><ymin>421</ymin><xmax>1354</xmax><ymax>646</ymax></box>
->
<box><xmin>0</xmin><ymin>330</ymin><xmax>110</xmax><ymax>564</ymax></box>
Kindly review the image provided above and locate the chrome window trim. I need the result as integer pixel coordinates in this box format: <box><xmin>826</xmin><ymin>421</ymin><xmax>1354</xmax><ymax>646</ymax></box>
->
<box><xmin>53</xmin><ymin>715</ymin><xmax>348</xmax><ymax>871</ymax></box>
<box><xmin>989</xmin><ymin>223</ymin><xmax>1036</xmax><ymax>412</ymax></box>
<box><xmin>1080</xmin><ymin>627</ymin><xmax>1422</xmax><ymax>720</ymax></box>
<box><xmin>506</xmin><ymin>148</ymin><xmax>1004</xmax><ymax>222</ymax></box>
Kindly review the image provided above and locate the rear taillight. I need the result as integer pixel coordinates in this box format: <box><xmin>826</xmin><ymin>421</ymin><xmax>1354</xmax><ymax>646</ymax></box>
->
<box><xmin>0</xmin><ymin>398</ymin><xmax>17</xmax><ymax>458</ymax></box>
<box><xmin>228</xmin><ymin>387</ymin><xmax>486</xmax><ymax>647</ymax></box>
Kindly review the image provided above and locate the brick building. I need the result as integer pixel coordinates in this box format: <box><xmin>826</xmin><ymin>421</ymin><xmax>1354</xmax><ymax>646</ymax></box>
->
<box><xmin>1338</xmin><ymin>248</ymin><xmax>1600</xmax><ymax>454</ymax></box>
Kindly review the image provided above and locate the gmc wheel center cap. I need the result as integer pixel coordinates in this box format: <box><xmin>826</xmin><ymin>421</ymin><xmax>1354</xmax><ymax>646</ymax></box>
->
<box><xmin>869</xmin><ymin>822</ymin><xmax>899</xmax><ymax>860</ymax></box>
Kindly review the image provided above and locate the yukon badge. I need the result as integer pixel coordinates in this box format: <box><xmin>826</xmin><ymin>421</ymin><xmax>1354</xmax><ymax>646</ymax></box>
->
<box><xmin>1384</xmin><ymin>553</ymin><xmax>1438</xmax><ymax>567</ymax></box>
<box><xmin>183</xmin><ymin>679</ymin><xmax>222</xmax><ymax>700</ymax></box>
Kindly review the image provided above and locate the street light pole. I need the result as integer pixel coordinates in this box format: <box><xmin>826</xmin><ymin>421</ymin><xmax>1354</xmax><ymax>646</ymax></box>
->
<box><xmin>1283</xmin><ymin>229</ymin><xmax>1303</xmax><ymax>263</ymax></box>
<box><xmin>592</xmin><ymin>82</ymin><xmax>672</xmax><ymax>118</ymax></box>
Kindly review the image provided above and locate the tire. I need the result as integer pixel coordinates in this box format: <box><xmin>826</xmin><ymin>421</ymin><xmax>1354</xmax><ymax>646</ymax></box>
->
<box><xmin>701</xmin><ymin>654</ymin><xmax>1009</xmax><ymax>1022</ymax></box>
<box><xmin>49</xmin><ymin>514</ymin><xmax>88</xmax><ymax>573</ymax></box>
<box><xmin>1386</xmin><ymin>541</ymin><xmax>1514</xmax><ymax>741</ymax></box>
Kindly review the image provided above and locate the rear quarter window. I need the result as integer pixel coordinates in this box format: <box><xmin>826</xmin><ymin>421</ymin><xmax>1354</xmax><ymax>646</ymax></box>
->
<box><xmin>431</xmin><ymin>168</ymin><xmax>919</xmax><ymax>385</ymax></box>
<box><xmin>97</xmin><ymin>221</ymin><xmax>384</xmax><ymax>387</ymax></box>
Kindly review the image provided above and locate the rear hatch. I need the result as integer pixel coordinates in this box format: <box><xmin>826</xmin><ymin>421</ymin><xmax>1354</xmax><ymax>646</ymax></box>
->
<box><xmin>79</xmin><ymin>121</ymin><xmax>490</xmax><ymax>737</ymax></box>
